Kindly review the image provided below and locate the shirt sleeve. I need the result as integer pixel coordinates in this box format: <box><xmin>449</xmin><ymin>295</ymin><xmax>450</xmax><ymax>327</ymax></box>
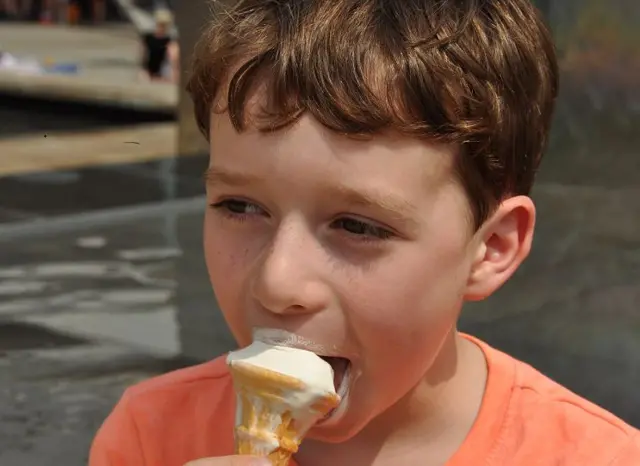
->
<box><xmin>610</xmin><ymin>433</ymin><xmax>640</xmax><ymax>466</ymax></box>
<box><xmin>89</xmin><ymin>391</ymin><xmax>146</xmax><ymax>466</ymax></box>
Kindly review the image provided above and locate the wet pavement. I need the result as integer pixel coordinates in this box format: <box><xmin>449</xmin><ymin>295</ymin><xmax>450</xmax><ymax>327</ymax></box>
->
<box><xmin>0</xmin><ymin>200</ymin><xmax>206</xmax><ymax>466</ymax></box>
<box><xmin>0</xmin><ymin>153</ymin><xmax>206</xmax><ymax>223</ymax></box>
<box><xmin>0</xmin><ymin>16</ymin><xmax>198</xmax><ymax>466</ymax></box>
<box><xmin>0</xmin><ymin>86</ymin><xmax>205</xmax><ymax>466</ymax></box>
<box><xmin>0</xmin><ymin>338</ymin><xmax>186</xmax><ymax>466</ymax></box>
<box><xmin>0</xmin><ymin>90</ymin><xmax>205</xmax><ymax>223</ymax></box>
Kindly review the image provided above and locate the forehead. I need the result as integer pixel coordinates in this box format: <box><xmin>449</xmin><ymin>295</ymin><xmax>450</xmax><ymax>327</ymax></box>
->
<box><xmin>209</xmin><ymin>111</ymin><xmax>457</xmax><ymax>196</ymax></box>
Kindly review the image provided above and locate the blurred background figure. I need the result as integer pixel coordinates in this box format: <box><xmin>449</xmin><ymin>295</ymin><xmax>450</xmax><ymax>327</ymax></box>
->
<box><xmin>139</xmin><ymin>8</ymin><xmax>179</xmax><ymax>83</ymax></box>
<box><xmin>0</xmin><ymin>0</ymin><xmax>19</xmax><ymax>20</ymax></box>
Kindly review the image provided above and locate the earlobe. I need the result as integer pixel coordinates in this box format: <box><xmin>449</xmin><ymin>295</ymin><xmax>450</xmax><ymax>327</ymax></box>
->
<box><xmin>464</xmin><ymin>196</ymin><xmax>536</xmax><ymax>301</ymax></box>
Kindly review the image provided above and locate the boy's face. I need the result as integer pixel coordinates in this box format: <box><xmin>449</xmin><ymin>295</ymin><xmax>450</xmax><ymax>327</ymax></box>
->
<box><xmin>205</xmin><ymin>109</ymin><xmax>529</xmax><ymax>441</ymax></box>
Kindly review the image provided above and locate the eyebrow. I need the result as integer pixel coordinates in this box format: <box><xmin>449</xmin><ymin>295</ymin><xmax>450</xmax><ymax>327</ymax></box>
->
<box><xmin>329</xmin><ymin>184</ymin><xmax>419</xmax><ymax>228</ymax></box>
<box><xmin>204</xmin><ymin>167</ymin><xmax>418</xmax><ymax>228</ymax></box>
<box><xmin>204</xmin><ymin>167</ymin><xmax>262</xmax><ymax>186</ymax></box>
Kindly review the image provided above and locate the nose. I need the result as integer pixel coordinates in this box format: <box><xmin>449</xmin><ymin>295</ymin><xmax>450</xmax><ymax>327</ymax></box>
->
<box><xmin>250</xmin><ymin>220</ymin><xmax>331</xmax><ymax>316</ymax></box>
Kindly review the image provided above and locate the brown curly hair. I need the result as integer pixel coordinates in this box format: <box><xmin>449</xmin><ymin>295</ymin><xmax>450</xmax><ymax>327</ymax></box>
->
<box><xmin>187</xmin><ymin>0</ymin><xmax>559</xmax><ymax>228</ymax></box>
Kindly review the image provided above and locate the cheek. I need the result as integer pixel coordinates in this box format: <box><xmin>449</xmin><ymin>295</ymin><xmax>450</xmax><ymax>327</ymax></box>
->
<box><xmin>203</xmin><ymin>215</ymin><xmax>254</xmax><ymax>340</ymax></box>
<box><xmin>343</xmin><ymin>236</ymin><xmax>470</xmax><ymax>370</ymax></box>
<box><xmin>205</xmin><ymin>217</ymin><xmax>241</xmax><ymax>284</ymax></box>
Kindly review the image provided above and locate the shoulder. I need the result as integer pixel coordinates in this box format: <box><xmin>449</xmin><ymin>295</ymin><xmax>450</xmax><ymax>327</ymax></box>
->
<box><xmin>127</xmin><ymin>354</ymin><xmax>229</xmax><ymax>397</ymax></box>
<box><xmin>468</xmin><ymin>336</ymin><xmax>638</xmax><ymax>464</ymax></box>
<box><xmin>122</xmin><ymin>354</ymin><xmax>234</xmax><ymax>428</ymax></box>
<box><xmin>89</xmin><ymin>355</ymin><xmax>235</xmax><ymax>465</ymax></box>
<box><xmin>611</xmin><ymin>432</ymin><xmax>640</xmax><ymax>465</ymax></box>
<box><xmin>506</xmin><ymin>349</ymin><xmax>637</xmax><ymax>463</ymax></box>
<box><xmin>512</xmin><ymin>358</ymin><xmax>636</xmax><ymax>435</ymax></box>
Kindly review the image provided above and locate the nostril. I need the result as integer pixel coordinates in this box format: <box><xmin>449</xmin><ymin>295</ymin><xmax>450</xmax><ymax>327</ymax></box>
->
<box><xmin>265</xmin><ymin>303</ymin><xmax>309</xmax><ymax>316</ymax></box>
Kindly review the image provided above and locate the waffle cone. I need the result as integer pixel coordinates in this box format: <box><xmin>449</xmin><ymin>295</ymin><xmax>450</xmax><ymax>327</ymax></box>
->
<box><xmin>230</xmin><ymin>361</ymin><xmax>340</xmax><ymax>465</ymax></box>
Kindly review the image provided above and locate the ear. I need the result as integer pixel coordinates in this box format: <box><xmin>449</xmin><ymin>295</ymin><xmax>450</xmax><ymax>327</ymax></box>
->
<box><xmin>464</xmin><ymin>196</ymin><xmax>536</xmax><ymax>301</ymax></box>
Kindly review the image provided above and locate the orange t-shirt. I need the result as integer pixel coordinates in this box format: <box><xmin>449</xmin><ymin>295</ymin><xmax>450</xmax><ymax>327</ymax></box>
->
<box><xmin>89</xmin><ymin>335</ymin><xmax>639</xmax><ymax>465</ymax></box>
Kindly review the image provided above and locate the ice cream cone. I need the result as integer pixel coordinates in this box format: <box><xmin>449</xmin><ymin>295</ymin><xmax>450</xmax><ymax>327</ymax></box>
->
<box><xmin>228</xmin><ymin>343</ymin><xmax>340</xmax><ymax>465</ymax></box>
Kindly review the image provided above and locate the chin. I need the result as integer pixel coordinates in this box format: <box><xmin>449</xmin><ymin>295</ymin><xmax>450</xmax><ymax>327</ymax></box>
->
<box><xmin>307</xmin><ymin>421</ymin><xmax>361</xmax><ymax>444</ymax></box>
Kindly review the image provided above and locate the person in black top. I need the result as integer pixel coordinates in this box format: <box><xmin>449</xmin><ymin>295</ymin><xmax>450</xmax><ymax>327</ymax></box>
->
<box><xmin>139</xmin><ymin>8</ymin><xmax>179</xmax><ymax>83</ymax></box>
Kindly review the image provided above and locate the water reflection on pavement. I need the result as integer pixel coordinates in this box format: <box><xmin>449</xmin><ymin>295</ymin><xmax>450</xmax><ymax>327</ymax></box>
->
<box><xmin>0</xmin><ymin>199</ymin><xmax>205</xmax><ymax>465</ymax></box>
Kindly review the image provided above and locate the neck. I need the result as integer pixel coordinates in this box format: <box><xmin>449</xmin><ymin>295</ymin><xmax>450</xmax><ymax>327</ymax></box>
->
<box><xmin>298</xmin><ymin>332</ymin><xmax>487</xmax><ymax>466</ymax></box>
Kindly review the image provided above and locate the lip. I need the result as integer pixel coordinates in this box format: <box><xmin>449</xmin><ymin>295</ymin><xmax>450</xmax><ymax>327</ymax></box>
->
<box><xmin>253</xmin><ymin>328</ymin><xmax>331</xmax><ymax>353</ymax></box>
<box><xmin>252</xmin><ymin>327</ymin><xmax>355</xmax><ymax>359</ymax></box>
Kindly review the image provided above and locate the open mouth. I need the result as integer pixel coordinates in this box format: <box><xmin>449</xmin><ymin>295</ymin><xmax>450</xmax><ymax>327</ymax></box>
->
<box><xmin>319</xmin><ymin>355</ymin><xmax>351</xmax><ymax>420</ymax></box>
<box><xmin>321</xmin><ymin>356</ymin><xmax>351</xmax><ymax>394</ymax></box>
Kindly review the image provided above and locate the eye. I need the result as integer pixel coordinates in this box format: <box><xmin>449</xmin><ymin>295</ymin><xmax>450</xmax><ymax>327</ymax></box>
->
<box><xmin>210</xmin><ymin>198</ymin><xmax>267</xmax><ymax>220</ymax></box>
<box><xmin>331</xmin><ymin>217</ymin><xmax>393</xmax><ymax>241</ymax></box>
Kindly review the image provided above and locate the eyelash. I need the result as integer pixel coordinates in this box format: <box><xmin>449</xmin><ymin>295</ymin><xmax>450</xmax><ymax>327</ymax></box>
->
<box><xmin>210</xmin><ymin>199</ymin><xmax>266</xmax><ymax>222</ymax></box>
<box><xmin>330</xmin><ymin>217</ymin><xmax>394</xmax><ymax>242</ymax></box>
<box><xmin>210</xmin><ymin>199</ymin><xmax>394</xmax><ymax>242</ymax></box>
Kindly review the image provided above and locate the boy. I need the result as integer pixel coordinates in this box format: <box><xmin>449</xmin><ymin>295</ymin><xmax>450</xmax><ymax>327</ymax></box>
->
<box><xmin>90</xmin><ymin>0</ymin><xmax>640</xmax><ymax>465</ymax></box>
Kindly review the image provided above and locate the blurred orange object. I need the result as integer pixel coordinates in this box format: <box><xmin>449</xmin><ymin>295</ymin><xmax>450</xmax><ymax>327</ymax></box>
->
<box><xmin>68</xmin><ymin>3</ymin><xmax>79</xmax><ymax>24</ymax></box>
